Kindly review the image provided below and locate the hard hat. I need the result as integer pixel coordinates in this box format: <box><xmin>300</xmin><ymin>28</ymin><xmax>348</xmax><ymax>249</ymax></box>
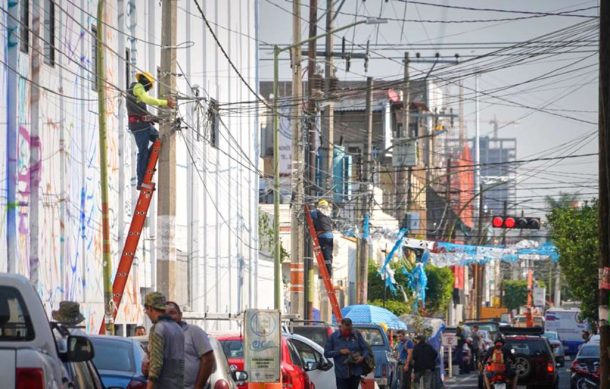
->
<box><xmin>318</xmin><ymin>199</ymin><xmax>329</xmax><ymax>207</ymax></box>
<box><xmin>135</xmin><ymin>71</ymin><xmax>155</xmax><ymax>87</ymax></box>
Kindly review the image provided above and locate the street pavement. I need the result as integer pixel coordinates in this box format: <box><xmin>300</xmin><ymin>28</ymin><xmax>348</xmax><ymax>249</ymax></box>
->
<box><xmin>443</xmin><ymin>363</ymin><xmax>572</xmax><ymax>389</ymax></box>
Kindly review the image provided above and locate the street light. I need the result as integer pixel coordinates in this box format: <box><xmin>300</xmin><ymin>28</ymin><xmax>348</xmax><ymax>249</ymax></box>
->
<box><xmin>272</xmin><ymin>18</ymin><xmax>387</xmax><ymax>310</ymax></box>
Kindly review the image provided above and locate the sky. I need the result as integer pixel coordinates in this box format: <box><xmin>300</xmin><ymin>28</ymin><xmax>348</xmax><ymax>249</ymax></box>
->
<box><xmin>257</xmin><ymin>0</ymin><xmax>599</xmax><ymax>217</ymax></box>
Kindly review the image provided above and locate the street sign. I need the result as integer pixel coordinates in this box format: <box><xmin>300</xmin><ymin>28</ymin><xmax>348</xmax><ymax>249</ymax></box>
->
<box><xmin>442</xmin><ymin>332</ymin><xmax>456</xmax><ymax>347</ymax></box>
<box><xmin>244</xmin><ymin>309</ymin><xmax>281</xmax><ymax>383</ymax></box>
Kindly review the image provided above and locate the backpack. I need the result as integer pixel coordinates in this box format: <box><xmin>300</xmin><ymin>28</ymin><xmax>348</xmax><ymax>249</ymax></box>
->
<box><xmin>356</xmin><ymin>331</ymin><xmax>376</xmax><ymax>375</ymax></box>
<box><xmin>488</xmin><ymin>349</ymin><xmax>506</xmax><ymax>374</ymax></box>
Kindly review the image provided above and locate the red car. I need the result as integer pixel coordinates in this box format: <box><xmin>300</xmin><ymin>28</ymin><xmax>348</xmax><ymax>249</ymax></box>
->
<box><xmin>217</xmin><ymin>333</ymin><xmax>313</xmax><ymax>389</ymax></box>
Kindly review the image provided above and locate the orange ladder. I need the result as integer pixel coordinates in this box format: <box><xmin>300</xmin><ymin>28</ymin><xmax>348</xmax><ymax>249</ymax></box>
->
<box><xmin>99</xmin><ymin>140</ymin><xmax>161</xmax><ymax>334</ymax></box>
<box><xmin>304</xmin><ymin>204</ymin><xmax>343</xmax><ymax>321</ymax></box>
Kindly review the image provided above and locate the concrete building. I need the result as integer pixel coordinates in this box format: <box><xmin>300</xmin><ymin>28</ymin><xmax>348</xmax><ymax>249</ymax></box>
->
<box><xmin>0</xmin><ymin>0</ymin><xmax>268</xmax><ymax>333</ymax></box>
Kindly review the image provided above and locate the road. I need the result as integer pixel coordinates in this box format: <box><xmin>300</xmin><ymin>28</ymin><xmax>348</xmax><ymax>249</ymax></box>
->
<box><xmin>444</xmin><ymin>364</ymin><xmax>572</xmax><ymax>388</ymax></box>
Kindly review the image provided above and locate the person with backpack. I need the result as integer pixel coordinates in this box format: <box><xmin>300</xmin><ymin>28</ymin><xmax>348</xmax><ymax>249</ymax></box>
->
<box><xmin>483</xmin><ymin>337</ymin><xmax>516</xmax><ymax>389</ymax></box>
<box><xmin>412</xmin><ymin>335</ymin><xmax>438</xmax><ymax>389</ymax></box>
<box><xmin>324</xmin><ymin>318</ymin><xmax>372</xmax><ymax>389</ymax></box>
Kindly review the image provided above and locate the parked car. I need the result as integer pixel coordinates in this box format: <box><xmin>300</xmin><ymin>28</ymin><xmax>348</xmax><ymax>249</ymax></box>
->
<box><xmin>285</xmin><ymin>332</ymin><xmax>335</xmax><ymax>389</ymax></box>
<box><xmin>570</xmin><ymin>343</ymin><xmax>600</xmax><ymax>389</ymax></box>
<box><xmin>543</xmin><ymin>331</ymin><xmax>566</xmax><ymax>367</ymax></box>
<box><xmin>0</xmin><ymin>272</ymin><xmax>95</xmax><ymax>388</ymax></box>
<box><xmin>209</xmin><ymin>337</ymin><xmax>248</xmax><ymax>389</ymax></box>
<box><xmin>352</xmin><ymin>324</ymin><xmax>398</xmax><ymax>389</ymax></box>
<box><xmin>482</xmin><ymin>327</ymin><xmax>559</xmax><ymax>389</ymax></box>
<box><xmin>287</xmin><ymin>320</ymin><xmax>335</xmax><ymax>349</ymax></box>
<box><xmin>217</xmin><ymin>333</ymin><xmax>314</xmax><ymax>389</ymax></box>
<box><xmin>89</xmin><ymin>335</ymin><xmax>148</xmax><ymax>389</ymax></box>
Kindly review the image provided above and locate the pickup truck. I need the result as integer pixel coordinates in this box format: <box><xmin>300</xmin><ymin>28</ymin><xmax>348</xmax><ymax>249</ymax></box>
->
<box><xmin>0</xmin><ymin>273</ymin><xmax>95</xmax><ymax>388</ymax></box>
<box><xmin>353</xmin><ymin>324</ymin><xmax>398</xmax><ymax>389</ymax></box>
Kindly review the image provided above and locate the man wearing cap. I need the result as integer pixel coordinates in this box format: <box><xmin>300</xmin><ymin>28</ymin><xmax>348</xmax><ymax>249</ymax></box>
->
<box><xmin>143</xmin><ymin>292</ymin><xmax>185</xmax><ymax>389</ymax></box>
<box><xmin>324</xmin><ymin>318</ymin><xmax>371</xmax><ymax>389</ymax></box>
<box><xmin>126</xmin><ymin>71</ymin><xmax>176</xmax><ymax>190</ymax></box>
<box><xmin>166</xmin><ymin>301</ymin><xmax>215</xmax><ymax>389</ymax></box>
<box><xmin>311</xmin><ymin>199</ymin><xmax>334</xmax><ymax>277</ymax></box>
<box><xmin>52</xmin><ymin>301</ymin><xmax>86</xmax><ymax>327</ymax></box>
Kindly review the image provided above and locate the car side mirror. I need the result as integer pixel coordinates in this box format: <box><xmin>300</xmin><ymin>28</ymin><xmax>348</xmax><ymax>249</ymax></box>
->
<box><xmin>233</xmin><ymin>370</ymin><xmax>248</xmax><ymax>382</ymax></box>
<box><xmin>319</xmin><ymin>360</ymin><xmax>334</xmax><ymax>371</ymax></box>
<box><xmin>66</xmin><ymin>335</ymin><xmax>94</xmax><ymax>362</ymax></box>
<box><xmin>305</xmin><ymin>361</ymin><xmax>319</xmax><ymax>371</ymax></box>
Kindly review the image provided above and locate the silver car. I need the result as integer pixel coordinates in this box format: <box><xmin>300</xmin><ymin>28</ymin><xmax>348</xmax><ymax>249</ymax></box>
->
<box><xmin>543</xmin><ymin>331</ymin><xmax>566</xmax><ymax>367</ymax></box>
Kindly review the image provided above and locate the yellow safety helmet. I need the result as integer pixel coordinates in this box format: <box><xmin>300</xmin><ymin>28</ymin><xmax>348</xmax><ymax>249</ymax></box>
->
<box><xmin>318</xmin><ymin>199</ymin><xmax>329</xmax><ymax>207</ymax></box>
<box><xmin>135</xmin><ymin>71</ymin><xmax>155</xmax><ymax>87</ymax></box>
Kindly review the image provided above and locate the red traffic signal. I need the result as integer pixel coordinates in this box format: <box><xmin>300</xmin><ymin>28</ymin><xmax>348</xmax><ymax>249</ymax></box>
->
<box><xmin>491</xmin><ymin>216</ymin><xmax>541</xmax><ymax>230</ymax></box>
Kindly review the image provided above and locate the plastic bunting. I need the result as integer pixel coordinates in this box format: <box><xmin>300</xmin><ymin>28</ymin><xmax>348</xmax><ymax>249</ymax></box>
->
<box><xmin>379</xmin><ymin>228</ymin><xmax>408</xmax><ymax>295</ymax></box>
<box><xmin>432</xmin><ymin>241</ymin><xmax>559</xmax><ymax>265</ymax></box>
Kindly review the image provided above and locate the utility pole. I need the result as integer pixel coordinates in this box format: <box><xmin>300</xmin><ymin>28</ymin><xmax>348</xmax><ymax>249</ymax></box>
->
<box><xmin>474</xmin><ymin>74</ymin><xmax>481</xmax><ymax>215</ymax></box>
<box><xmin>397</xmin><ymin>52</ymin><xmax>410</xmax><ymax>220</ymax></box>
<box><xmin>477</xmin><ymin>184</ymin><xmax>485</xmax><ymax>320</ymax></box>
<box><xmin>321</xmin><ymin>0</ymin><xmax>334</xmax><ymax>193</ymax></box>
<box><xmin>357</xmin><ymin>77</ymin><xmax>373</xmax><ymax>304</ymax></box>
<box><xmin>157</xmin><ymin>0</ymin><xmax>178</xmax><ymax>298</ymax></box>
<box><xmin>598</xmin><ymin>2</ymin><xmax>610</xmax><ymax>387</ymax></box>
<box><xmin>96</xmin><ymin>0</ymin><xmax>113</xmax><ymax>334</ymax></box>
<box><xmin>290</xmin><ymin>0</ymin><xmax>305</xmax><ymax>317</ymax></box>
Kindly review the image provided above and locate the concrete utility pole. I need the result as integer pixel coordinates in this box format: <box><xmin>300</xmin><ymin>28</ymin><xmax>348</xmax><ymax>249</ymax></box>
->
<box><xmin>96</xmin><ymin>0</ymin><xmax>114</xmax><ymax>334</ymax></box>
<box><xmin>304</xmin><ymin>0</ymin><xmax>318</xmax><ymax>320</ymax></box>
<box><xmin>397</xmin><ymin>52</ymin><xmax>410</xmax><ymax>220</ymax></box>
<box><xmin>321</xmin><ymin>0</ymin><xmax>334</xmax><ymax>193</ymax></box>
<box><xmin>157</xmin><ymin>0</ymin><xmax>178</xmax><ymax>298</ymax></box>
<box><xmin>598</xmin><ymin>2</ymin><xmax>610</xmax><ymax>387</ymax></box>
<box><xmin>290</xmin><ymin>0</ymin><xmax>305</xmax><ymax>317</ymax></box>
<box><xmin>357</xmin><ymin>77</ymin><xmax>373</xmax><ymax>304</ymax></box>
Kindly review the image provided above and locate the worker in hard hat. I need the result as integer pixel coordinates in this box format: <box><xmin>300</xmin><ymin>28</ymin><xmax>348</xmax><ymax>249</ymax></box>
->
<box><xmin>126</xmin><ymin>71</ymin><xmax>176</xmax><ymax>190</ymax></box>
<box><xmin>311</xmin><ymin>199</ymin><xmax>334</xmax><ymax>277</ymax></box>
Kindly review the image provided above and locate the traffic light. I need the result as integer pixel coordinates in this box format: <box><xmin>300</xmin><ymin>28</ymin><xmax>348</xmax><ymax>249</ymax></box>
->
<box><xmin>492</xmin><ymin>216</ymin><xmax>540</xmax><ymax>229</ymax></box>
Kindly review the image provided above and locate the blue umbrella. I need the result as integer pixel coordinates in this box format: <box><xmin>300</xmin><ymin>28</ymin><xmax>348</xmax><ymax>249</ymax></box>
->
<box><xmin>336</xmin><ymin>304</ymin><xmax>407</xmax><ymax>330</ymax></box>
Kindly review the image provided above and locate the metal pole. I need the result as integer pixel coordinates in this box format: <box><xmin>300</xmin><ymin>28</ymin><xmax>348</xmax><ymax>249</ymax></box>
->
<box><xmin>97</xmin><ymin>0</ymin><xmax>114</xmax><ymax>335</ymax></box>
<box><xmin>273</xmin><ymin>46</ymin><xmax>281</xmax><ymax>310</ymax></box>
<box><xmin>322</xmin><ymin>0</ymin><xmax>334</xmax><ymax>193</ymax></box>
<box><xmin>474</xmin><ymin>74</ymin><xmax>480</xmax><ymax>208</ymax></box>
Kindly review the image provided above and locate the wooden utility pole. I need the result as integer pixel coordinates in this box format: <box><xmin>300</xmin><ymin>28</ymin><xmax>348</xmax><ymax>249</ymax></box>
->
<box><xmin>397</xmin><ymin>53</ymin><xmax>410</xmax><ymax>220</ymax></box>
<box><xmin>598</xmin><ymin>2</ymin><xmax>610</xmax><ymax>388</ymax></box>
<box><xmin>357</xmin><ymin>77</ymin><xmax>373</xmax><ymax>304</ymax></box>
<box><xmin>304</xmin><ymin>0</ymin><xmax>318</xmax><ymax>320</ymax></box>
<box><xmin>157</xmin><ymin>0</ymin><xmax>178</xmax><ymax>298</ymax></box>
<box><xmin>290</xmin><ymin>0</ymin><xmax>305</xmax><ymax>317</ymax></box>
<box><xmin>321</xmin><ymin>0</ymin><xmax>334</xmax><ymax>192</ymax></box>
<box><xmin>96</xmin><ymin>0</ymin><xmax>113</xmax><ymax>334</ymax></box>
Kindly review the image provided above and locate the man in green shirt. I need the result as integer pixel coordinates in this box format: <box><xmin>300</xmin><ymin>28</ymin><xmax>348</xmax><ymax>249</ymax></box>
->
<box><xmin>126</xmin><ymin>71</ymin><xmax>176</xmax><ymax>189</ymax></box>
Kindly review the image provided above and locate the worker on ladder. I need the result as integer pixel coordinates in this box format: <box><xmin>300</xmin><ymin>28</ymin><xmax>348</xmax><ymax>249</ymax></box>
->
<box><xmin>126</xmin><ymin>71</ymin><xmax>176</xmax><ymax>190</ymax></box>
<box><xmin>311</xmin><ymin>199</ymin><xmax>334</xmax><ymax>277</ymax></box>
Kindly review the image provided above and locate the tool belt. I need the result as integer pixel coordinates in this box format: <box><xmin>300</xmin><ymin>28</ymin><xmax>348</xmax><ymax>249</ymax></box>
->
<box><xmin>128</xmin><ymin>114</ymin><xmax>155</xmax><ymax>123</ymax></box>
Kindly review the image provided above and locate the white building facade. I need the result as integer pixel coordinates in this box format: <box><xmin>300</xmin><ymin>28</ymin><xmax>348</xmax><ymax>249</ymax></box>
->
<box><xmin>0</xmin><ymin>0</ymin><xmax>270</xmax><ymax>332</ymax></box>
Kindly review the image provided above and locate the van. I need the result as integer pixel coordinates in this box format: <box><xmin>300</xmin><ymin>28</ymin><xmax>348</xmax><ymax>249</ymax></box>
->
<box><xmin>544</xmin><ymin>308</ymin><xmax>588</xmax><ymax>356</ymax></box>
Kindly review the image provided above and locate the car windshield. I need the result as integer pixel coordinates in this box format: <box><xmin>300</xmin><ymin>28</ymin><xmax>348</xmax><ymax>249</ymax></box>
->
<box><xmin>506</xmin><ymin>339</ymin><xmax>550</xmax><ymax>356</ymax></box>
<box><xmin>91</xmin><ymin>338</ymin><xmax>135</xmax><ymax>372</ymax></box>
<box><xmin>356</xmin><ymin>328</ymin><xmax>385</xmax><ymax>346</ymax></box>
<box><xmin>543</xmin><ymin>332</ymin><xmax>558</xmax><ymax>340</ymax></box>
<box><xmin>292</xmin><ymin>327</ymin><xmax>329</xmax><ymax>348</ymax></box>
<box><xmin>220</xmin><ymin>339</ymin><xmax>244</xmax><ymax>358</ymax></box>
<box><xmin>578</xmin><ymin>345</ymin><xmax>600</xmax><ymax>358</ymax></box>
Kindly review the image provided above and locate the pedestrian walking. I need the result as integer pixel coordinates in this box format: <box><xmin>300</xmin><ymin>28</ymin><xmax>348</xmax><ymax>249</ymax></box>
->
<box><xmin>412</xmin><ymin>335</ymin><xmax>438</xmax><ymax>389</ymax></box>
<box><xmin>311</xmin><ymin>199</ymin><xmax>334</xmax><ymax>277</ymax></box>
<box><xmin>166</xmin><ymin>301</ymin><xmax>216</xmax><ymax>389</ymax></box>
<box><xmin>126</xmin><ymin>71</ymin><xmax>176</xmax><ymax>190</ymax></box>
<box><xmin>324</xmin><ymin>318</ymin><xmax>371</xmax><ymax>389</ymax></box>
<box><xmin>143</xmin><ymin>292</ymin><xmax>185</xmax><ymax>389</ymax></box>
<box><xmin>471</xmin><ymin>325</ymin><xmax>481</xmax><ymax>369</ymax></box>
<box><xmin>396</xmin><ymin>330</ymin><xmax>414</xmax><ymax>389</ymax></box>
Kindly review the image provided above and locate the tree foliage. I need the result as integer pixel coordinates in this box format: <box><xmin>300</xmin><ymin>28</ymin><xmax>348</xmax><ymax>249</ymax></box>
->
<box><xmin>547</xmin><ymin>201</ymin><xmax>598</xmax><ymax>322</ymax></box>
<box><xmin>424</xmin><ymin>265</ymin><xmax>454</xmax><ymax>315</ymax></box>
<box><xmin>503</xmin><ymin>280</ymin><xmax>528</xmax><ymax>311</ymax></box>
<box><xmin>368</xmin><ymin>299</ymin><xmax>411</xmax><ymax>316</ymax></box>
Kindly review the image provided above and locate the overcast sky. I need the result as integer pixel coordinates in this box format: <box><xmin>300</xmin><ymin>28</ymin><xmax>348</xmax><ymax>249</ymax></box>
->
<box><xmin>258</xmin><ymin>0</ymin><xmax>599</xmax><ymax>217</ymax></box>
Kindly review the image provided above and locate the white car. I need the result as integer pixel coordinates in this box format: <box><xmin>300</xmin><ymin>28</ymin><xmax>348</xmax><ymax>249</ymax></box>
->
<box><xmin>284</xmin><ymin>332</ymin><xmax>378</xmax><ymax>389</ymax></box>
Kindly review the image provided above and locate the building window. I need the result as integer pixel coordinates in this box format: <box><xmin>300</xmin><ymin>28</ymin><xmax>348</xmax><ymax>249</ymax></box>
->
<box><xmin>91</xmin><ymin>25</ymin><xmax>97</xmax><ymax>90</ymax></box>
<box><xmin>44</xmin><ymin>0</ymin><xmax>55</xmax><ymax>65</ymax></box>
<box><xmin>20</xmin><ymin>0</ymin><xmax>29</xmax><ymax>53</ymax></box>
<box><xmin>208</xmin><ymin>98</ymin><xmax>219</xmax><ymax>148</ymax></box>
